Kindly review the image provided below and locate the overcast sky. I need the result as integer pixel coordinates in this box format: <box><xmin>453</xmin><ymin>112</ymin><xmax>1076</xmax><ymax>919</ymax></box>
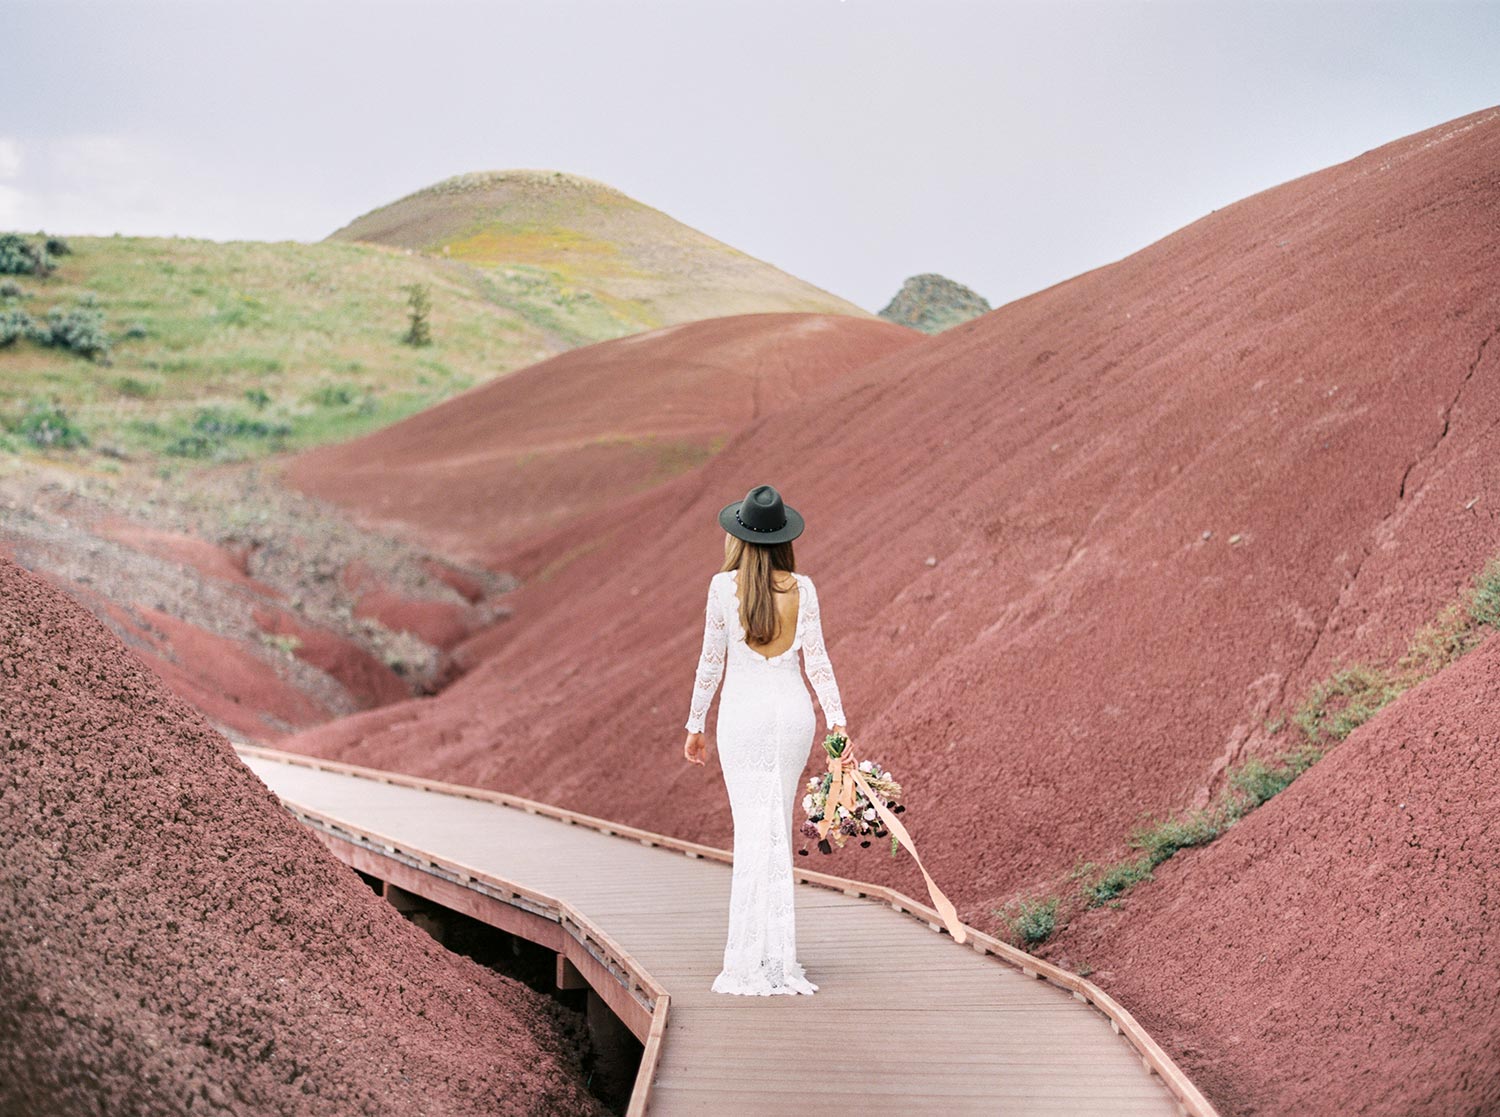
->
<box><xmin>6</xmin><ymin>0</ymin><xmax>1498</xmax><ymax>312</ymax></box>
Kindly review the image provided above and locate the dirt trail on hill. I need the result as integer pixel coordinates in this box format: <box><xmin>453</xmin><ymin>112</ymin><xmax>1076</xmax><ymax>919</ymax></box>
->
<box><xmin>0</xmin><ymin>555</ymin><xmax>608</xmax><ymax>1117</ymax></box>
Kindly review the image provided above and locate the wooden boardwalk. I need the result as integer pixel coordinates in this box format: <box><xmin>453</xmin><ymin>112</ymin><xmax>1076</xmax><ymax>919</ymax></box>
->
<box><xmin>239</xmin><ymin>747</ymin><xmax>1213</xmax><ymax>1117</ymax></box>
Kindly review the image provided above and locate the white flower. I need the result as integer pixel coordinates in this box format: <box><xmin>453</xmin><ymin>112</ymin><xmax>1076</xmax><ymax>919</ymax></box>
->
<box><xmin>859</xmin><ymin>759</ymin><xmax>874</xmax><ymax>772</ymax></box>
<box><xmin>863</xmin><ymin>807</ymin><xmax>877</xmax><ymax>821</ymax></box>
<box><xmin>837</xmin><ymin>805</ymin><xmax>849</xmax><ymax>819</ymax></box>
<box><xmin>802</xmin><ymin>795</ymin><xmax>814</xmax><ymax>813</ymax></box>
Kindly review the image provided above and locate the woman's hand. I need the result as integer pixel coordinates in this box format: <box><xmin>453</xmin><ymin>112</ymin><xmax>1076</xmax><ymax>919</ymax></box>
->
<box><xmin>684</xmin><ymin>731</ymin><xmax>707</xmax><ymax>766</ymax></box>
<box><xmin>832</xmin><ymin>725</ymin><xmax>855</xmax><ymax>772</ymax></box>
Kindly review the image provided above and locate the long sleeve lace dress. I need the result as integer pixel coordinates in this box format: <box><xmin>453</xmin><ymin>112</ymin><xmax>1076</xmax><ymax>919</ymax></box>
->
<box><xmin>684</xmin><ymin>569</ymin><xmax>846</xmax><ymax>995</ymax></box>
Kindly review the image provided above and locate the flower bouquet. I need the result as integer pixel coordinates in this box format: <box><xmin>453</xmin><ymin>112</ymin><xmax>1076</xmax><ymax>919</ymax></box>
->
<box><xmin>797</xmin><ymin>731</ymin><xmax>907</xmax><ymax>857</ymax></box>
<box><xmin>792</xmin><ymin>729</ymin><xmax>968</xmax><ymax>945</ymax></box>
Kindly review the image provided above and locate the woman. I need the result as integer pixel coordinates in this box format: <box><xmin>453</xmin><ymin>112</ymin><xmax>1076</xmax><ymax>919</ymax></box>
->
<box><xmin>682</xmin><ymin>483</ymin><xmax>854</xmax><ymax>996</ymax></box>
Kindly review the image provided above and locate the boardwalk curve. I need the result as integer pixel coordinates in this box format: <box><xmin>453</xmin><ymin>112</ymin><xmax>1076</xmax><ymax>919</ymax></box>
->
<box><xmin>238</xmin><ymin>746</ymin><xmax>1216</xmax><ymax>1117</ymax></box>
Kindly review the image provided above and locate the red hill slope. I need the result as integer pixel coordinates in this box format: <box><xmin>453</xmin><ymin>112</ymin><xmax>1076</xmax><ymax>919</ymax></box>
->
<box><xmin>0</xmin><ymin>555</ymin><xmax>606</xmax><ymax>1117</ymax></box>
<box><xmin>1048</xmin><ymin>631</ymin><xmax>1500</xmax><ymax>1116</ymax></box>
<box><xmin>283</xmin><ymin>313</ymin><xmax>922</xmax><ymax>564</ymax></box>
<box><xmin>281</xmin><ymin>107</ymin><xmax>1500</xmax><ymax>1110</ymax></box>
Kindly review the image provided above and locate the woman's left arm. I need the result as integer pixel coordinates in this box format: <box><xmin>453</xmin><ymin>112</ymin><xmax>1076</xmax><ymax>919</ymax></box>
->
<box><xmin>801</xmin><ymin>578</ymin><xmax>851</xmax><ymax>765</ymax></box>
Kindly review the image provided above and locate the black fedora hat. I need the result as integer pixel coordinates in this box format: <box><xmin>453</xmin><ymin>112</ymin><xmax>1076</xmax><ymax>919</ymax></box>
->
<box><xmin>719</xmin><ymin>484</ymin><xmax>804</xmax><ymax>544</ymax></box>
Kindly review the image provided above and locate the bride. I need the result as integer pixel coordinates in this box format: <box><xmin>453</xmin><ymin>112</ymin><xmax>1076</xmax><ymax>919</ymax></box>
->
<box><xmin>682</xmin><ymin>483</ymin><xmax>854</xmax><ymax>996</ymax></box>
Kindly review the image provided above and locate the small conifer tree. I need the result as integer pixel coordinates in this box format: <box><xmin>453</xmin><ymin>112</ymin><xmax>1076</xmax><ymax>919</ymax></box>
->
<box><xmin>402</xmin><ymin>283</ymin><xmax>432</xmax><ymax>347</ymax></box>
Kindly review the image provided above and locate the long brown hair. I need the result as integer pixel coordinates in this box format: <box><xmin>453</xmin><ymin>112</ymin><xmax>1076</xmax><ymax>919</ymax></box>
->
<box><xmin>720</xmin><ymin>534</ymin><xmax>797</xmax><ymax>645</ymax></box>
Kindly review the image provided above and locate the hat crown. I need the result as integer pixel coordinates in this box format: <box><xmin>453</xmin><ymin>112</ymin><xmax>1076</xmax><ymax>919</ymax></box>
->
<box><xmin>718</xmin><ymin>483</ymin><xmax>803</xmax><ymax>543</ymax></box>
<box><xmin>738</xmin><ymin>484</ymin><xmax>786</xmax><ymax>532</ymax></box>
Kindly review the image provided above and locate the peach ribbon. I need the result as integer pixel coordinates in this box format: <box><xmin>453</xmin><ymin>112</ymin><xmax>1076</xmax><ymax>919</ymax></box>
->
<box><xmin>817</xmin><ymin>752</ymin><xmax>967</xmax><ymax>945</ymax></box>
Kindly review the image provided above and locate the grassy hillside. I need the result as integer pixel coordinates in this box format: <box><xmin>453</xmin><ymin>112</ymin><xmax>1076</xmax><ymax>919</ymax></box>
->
<box><xmin>0</xmin><ymin>170</ymin><xmax>870</xmax><ymax>467</ymax></box>
<box><xmin>326</xmin><ymin>169</ymin><xmax>874</xmax><ymax>330</ymax></box>
<box><xmin>0</xmin><ymin>233</ymin><xmax>630</xmax><ymax>463</ymax></box>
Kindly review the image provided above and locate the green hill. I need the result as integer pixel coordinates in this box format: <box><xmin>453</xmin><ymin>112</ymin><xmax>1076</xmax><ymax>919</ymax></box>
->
<box><xmin>0</xmin><ymin>233</ymin><xmax>648</xmax><ymax>463</ymax></box>
<box><xmin>0</xmin><ymin>171</ymin><xmax>869</xmax><ymax>466</ymax></box>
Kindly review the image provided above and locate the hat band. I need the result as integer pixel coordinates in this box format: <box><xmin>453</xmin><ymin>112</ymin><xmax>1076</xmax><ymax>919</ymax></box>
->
<box><xmin>736</xmin><ymin>509</ymin><xmax>784</xmax><ymax>533</ymax></box>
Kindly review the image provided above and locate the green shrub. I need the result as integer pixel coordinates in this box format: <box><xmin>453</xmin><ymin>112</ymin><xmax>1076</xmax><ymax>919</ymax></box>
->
<box><xmin>1399</xmin><ymin>601</ymin><xmax>1479</xmax><ymax>676</ymax></box>
<box><xmin>1225</xmin><ymin>756</ymin><xmax>1297</xmax><ymax>812</ymax></box>
<box><xmin>1086</xmin><ymin>855</ymin><xmax>1154</xmax><ymax>906</ymax></box>
<box><xmin>190</xmin><ymin>406</ymin><xmax>291</xmax><ymax>440</ymax></box>
<box><xmin>1292</xmin><ymin>664</ymin><xmax>1400</xmax><ymax>743</ymax></box>
<box><xmin>1469</xmin><ymin>558</ymin><xmax>1500</xmax><ymax>629</ymax></box>
<box><xmin>115</xmin><ymin>376</ymin><xmax>158</xmax><ymax>398</ymax></box>
<box><xmin>163</xmin><ymin>405</ymin><xmax>291</xmax><ymax>458</ymax></box>
<box><xmin>1129</xmin><ymin>807</ymin><xmax>1224</xmax><ymax>865</ymax></box>
<box><xmin>123</xmin><ymin>320</ymin><xmax>149</xmax><ymax>340</ymax></box>
<box><xmin>32</xmin><ymin>295</ymin><xmax>111</xmax><ymax>361</ymax></box>
<box><xmin>44</xmin><ymin>236</ymin><xmax>71</xmax><ymax>257</ymax></box>
<box><xmin>162</xmin><ymin>433</ymin><xmax>217</xmax><ymax>458</ymax></box>
<box><xmin>998</xmin><ymin>895</ymin><xmax>1060</xmax><ymax>945</ymax></box>
<box><xmin>12</xmin><ymin>400</ymin><xmax>89</xmax><ymax>449</ymax></box>
<box><xmin>244</xmin><ymin>387</ymin><xmax>271</xmax><ymax>409</ymax></box>
<box><xmin>0</xmin><ymin>306</ymin><xmax>34</xmax><ymax>346</ymax></box>
<box><xmin>0</xmin><ymin>234</ymin><xmax>38</xmax><ymax>275</ymax></box>
<box><xmin>0</xmin><ymin>279</ymin><xmax>24</xmax><ymax>299</ymax></box>
<box><xmin>0</xmin><ymin>233</ymin><xmax>53</xmax><ymax>277</ymax></box>
<box><xmin>308</xmin><ymin>382</ymin><xmax>359</xmax><ymax>407</ymax></box>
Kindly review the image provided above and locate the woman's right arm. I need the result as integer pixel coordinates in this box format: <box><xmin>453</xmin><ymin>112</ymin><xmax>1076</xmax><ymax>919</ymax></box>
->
<box><xmin>684</xmin><ymin>575</ymin><xmax>727</xmax><ymax>736</ymax></box>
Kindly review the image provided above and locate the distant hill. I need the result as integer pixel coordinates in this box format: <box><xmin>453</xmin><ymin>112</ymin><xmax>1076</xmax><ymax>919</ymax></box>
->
<box><xmin>878</xmin><ymin>273</ymin><xmax>991</xmax><ymax>333</ymax></box>
<box><xmin>326</xmin><ymin>169</ymin><xmax>873</xmax><ymax>331</ymax></box>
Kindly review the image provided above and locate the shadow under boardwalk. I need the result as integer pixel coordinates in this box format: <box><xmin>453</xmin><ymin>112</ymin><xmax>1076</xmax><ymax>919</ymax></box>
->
<box><xmin>242</xmin><ymin>752</ymin><xmax>1183</xmax><ymax>1116</ymax></box>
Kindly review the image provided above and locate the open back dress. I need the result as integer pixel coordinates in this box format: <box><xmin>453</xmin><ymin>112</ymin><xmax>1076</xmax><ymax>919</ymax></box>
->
<box><xmin>684</xmin><ymin>568</ymin><xmax>847</xmax><ymax>995</ymax></box>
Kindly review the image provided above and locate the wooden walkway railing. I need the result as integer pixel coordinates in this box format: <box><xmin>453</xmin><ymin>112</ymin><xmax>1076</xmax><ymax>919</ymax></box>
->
<box><xmin>237</xmin><ymin>744</ymin><xmax>1219</xmax><ymax>1117</ymax></box>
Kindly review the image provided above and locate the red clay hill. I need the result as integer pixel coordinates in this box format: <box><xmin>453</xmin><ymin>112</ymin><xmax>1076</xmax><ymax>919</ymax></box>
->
<box><xmin>283</xmin><ymin>312</ymin><xmax>922</xmax><ymax>565</ymax></box>
<box><xmin>279</xmin><ymin>106</ymin><xmax>1500</xmax><ymax>1113</ymax></box>
<box><xmin>0</xmin><ymin>554</ymin><xmax>608</xmax><ymax>1117</ymax></box>
<box><xmin>1046</xmin><ymin>629</ymin><xmax>1500</xmax><ymax>1116</ymax></box>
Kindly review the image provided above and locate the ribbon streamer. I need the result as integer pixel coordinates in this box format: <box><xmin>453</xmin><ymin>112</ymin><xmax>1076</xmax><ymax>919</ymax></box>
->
<box><xmin>818</xmin><ymin>752</ymin><xmax>968</xmax><ymax>945</ymax></box>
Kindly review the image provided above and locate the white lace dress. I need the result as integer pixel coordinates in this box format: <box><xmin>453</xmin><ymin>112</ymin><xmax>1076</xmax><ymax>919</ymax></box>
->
<box><xmin>684</xmin><ymin>569</ymin><xmax>846</xmax><ymax>996</ymax></box>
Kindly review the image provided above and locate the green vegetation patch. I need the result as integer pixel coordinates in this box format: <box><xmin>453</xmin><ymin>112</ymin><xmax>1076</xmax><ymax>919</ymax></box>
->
<box><xmin>4</xmin><ymin>398</ymin><xmax>90</xmax><ymax>450</ymax></box>
<box><xmin>1292</xmin><ymin>663</ymin><xmax>1403</xmax><ymax>743</ymax></box>
<box><xmin>996</xmin><ymin>894</ymin><xmax>1060</xmax><ymax>945</ymax></box>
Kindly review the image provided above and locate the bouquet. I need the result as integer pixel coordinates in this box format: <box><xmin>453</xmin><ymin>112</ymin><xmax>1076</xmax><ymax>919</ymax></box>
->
<box><xmin>797</xmin><ymin>731</ymin><xmax>907</xmax><ymax>857</ymax></box>
<box><xmin>792</xmin><ymin>730</ymin><xmax>969</xmax><ymax>946</ymax></box>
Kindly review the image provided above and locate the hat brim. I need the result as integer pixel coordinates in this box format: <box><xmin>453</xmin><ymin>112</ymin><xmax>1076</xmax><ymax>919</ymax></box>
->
<box><xmin>719</xmin><ymin>499</ymin><xmax>804</xmax><ymax>544</ymax></box>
